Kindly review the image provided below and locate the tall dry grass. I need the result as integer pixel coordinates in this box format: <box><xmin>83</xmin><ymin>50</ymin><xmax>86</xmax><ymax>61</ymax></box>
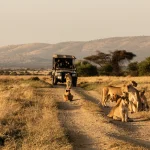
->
<box><xmin>78</xmin><ymin>76</ymin><xmax>150</xmax><ymax>99</ymax></box>
<box><xmin>0</xmin><ymin>77</ymin><xmax>71</xmax><ymax>150</ymax></box>
<box><xmin>78</xmin><ymin>76</ymin><xmax>150</xmax><ymax>119</ymax></box>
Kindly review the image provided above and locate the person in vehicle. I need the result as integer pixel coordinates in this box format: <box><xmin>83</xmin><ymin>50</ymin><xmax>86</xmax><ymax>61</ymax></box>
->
<box><xmin>65</xmin><ymin>60</ymin><xmax>70</xmax><ymax>68</ymax></box>
<box><xmin>54</xmin><ymin>59</ymin><xmax>63</xmax><ymax>69</ymax></box>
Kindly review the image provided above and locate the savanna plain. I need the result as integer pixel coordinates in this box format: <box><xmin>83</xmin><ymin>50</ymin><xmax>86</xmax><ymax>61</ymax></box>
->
<box><xmin>0</xmin><ymin>75</ymin><xmax>150</xmax><ymax>150</ymax></box>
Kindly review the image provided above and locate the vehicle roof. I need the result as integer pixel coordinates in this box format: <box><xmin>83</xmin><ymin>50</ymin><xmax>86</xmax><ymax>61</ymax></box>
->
<box><xmin>52</xmin><ymin>54</ymin><xmax>76</xmax><ymax>59</ymax></box>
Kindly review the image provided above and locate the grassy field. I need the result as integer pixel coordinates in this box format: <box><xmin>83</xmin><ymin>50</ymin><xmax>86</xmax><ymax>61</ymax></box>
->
<box><xmin>0</xmin><ymin>76</ymin><xmax>71</xmax><ymax>150</ymax></box>
<box><xmin>78</xmin><ymin>76</ymin><xmax>150</xmax><ymax>101</ymax></box>
<box><xmin>78</xmin><ymin>76</ymin><xmax>150</xmax><ymax>121</ymax></box>
<box><xmin>0</xmin><ymin>75</ymin><xmax>150</xmax><ymax>149</ymax></box>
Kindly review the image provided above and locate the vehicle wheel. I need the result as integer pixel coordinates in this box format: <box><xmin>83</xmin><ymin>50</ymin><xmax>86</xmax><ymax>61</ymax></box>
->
<box><xmin>51</xmin><ymin>76</ymin><xmax>54</xmax><ymax>85</ymax></box>
<box><xmin>53</xmin><ymin>77</ymin><xmax>58</xmax><ymax>85</ymax></box>
<box><xmin>72</xmin><ymin>80</ymin><xmax>77</xmax><ymax>87</ymax></box>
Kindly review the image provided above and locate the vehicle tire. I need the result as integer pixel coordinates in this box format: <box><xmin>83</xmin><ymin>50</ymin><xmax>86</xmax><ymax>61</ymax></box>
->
<box><xmin>72</xmin><ymin>80</ymin><xmax>77</xmax><ymax>87</ymax></box>
<box><xmin>52</xmin><ymin>77</ymin><xmax>54</xmax><ymax>85</ymax></box>
<box><xmin>53</xmin><ymin>77</ymin><xmax>58</xmax><ymax>85</ymax></box>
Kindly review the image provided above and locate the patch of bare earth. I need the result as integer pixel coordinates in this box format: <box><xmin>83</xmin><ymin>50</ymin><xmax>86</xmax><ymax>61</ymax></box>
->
<box><xmin>51</xmin><ymin>85</ymin><xmax>150</xmax><ymax>150</ymax></box>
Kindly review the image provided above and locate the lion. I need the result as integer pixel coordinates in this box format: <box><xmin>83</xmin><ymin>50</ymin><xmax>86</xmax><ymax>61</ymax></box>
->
<box><xmin>101</xmin><ymin>81</ymin><xmax>137</xmax><ymax>107</ymax></box>
<box><xmin>107</xmin><ymin>92</ymin><xmax>129</xmax><ymax>122</ymax></box>
<box><xmin>101</xmin><ymin>86</ymin><xmax>122</xmax><ymax>106</ymax></box>
<box><xmin>63</xmin><ymin>89</ymin><xmax>73</xmax><ymax>101</ymax></box>
<box><xmin>139</xmin><ymin>90</ymin><xmax>149</xmax><ymax>111</ymax></box>
<box><xmin>127</xmin><ymin>84</ymin><xmax>142</xmax><ymax>112</ymax></box>
<box><xmin>128</xmin><ymin>92</ymin><xmax>141</xmax><ymax>113</ymax></box>
<box><xmin>65</xmin><ymin>73</ymin><xmax>72</xmax><ymax>89</ymax></box>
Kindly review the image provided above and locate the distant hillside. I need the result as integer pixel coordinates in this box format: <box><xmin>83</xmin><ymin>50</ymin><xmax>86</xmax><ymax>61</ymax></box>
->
<box><xmin>0</xmin><ymin>36</ymin><xmax>150</xmax><ymax>68</ymax></box>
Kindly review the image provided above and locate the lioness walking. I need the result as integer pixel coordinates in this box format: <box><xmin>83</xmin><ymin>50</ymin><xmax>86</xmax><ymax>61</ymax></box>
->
<box><xmin>65</xmin><ymin>73</ymin><xmax>72</xmax><ymax>89</ymax></box>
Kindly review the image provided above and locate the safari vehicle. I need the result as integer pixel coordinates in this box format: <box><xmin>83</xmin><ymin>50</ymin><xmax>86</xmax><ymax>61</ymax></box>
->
<box><xmin>51</xmin><ymin>54</ymin><xmax>77</xmax><ymax>86</ymax></box>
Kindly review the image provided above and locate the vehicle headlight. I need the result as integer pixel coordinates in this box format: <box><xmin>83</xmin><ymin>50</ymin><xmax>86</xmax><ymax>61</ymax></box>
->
<box><xmin>56</xmin><ymin>72</ymin><xmax>62</xmax><ymax>76</ymax></box>
<box><xmin>72</xmin><ymin>73</ymin><xmax>77</xmax><ymax>77</ymax></box>
<box><xmin>57</xmin><ymin>76</ymin><xmax>62</xmax><ymax>79</ymax></box>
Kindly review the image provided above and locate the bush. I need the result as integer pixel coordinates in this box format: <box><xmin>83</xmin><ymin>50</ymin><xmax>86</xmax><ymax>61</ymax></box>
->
<box><xmin>99</xmin><ymin>64</ymin><xmax>113</xmax><ymax>76</ymax></box>
<box><xmin>3</xmin><ymin>71</ymin><xmax>10</xmax><ymax>75</ymax></box>
<box><xmin>0</xmin><ymin>70</ymin><xmax>4</xmax><ymax>75</ymax></box>
<box><xmin>138</xmin><ymin>57</ymin><xmax>150</xmax><ymax>76</ymax></box>
<box><xmin>76</xmin><ymin>61</ymin><xmax>98</xmax><ymax>76</ymax></box>
<box><xmin>127</xmin><ymin>62</ymin><xmax>139</xmax><ymax>76</ymax></box>
<box><xmin>10</xmin><ymin>71</ymin><xmax>18</xmax><ymax>76</ymax></box>
<box><xmin>29</xmin><ymin>77</ymin><xmax>40</xmax><ymax>81</ymax></box>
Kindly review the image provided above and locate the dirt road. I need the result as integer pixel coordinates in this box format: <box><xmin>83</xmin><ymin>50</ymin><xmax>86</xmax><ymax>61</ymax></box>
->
<box><xmin>51</xmin><ymin>85</ymin><xmax>150</xmax><ymax>150</ymax></box>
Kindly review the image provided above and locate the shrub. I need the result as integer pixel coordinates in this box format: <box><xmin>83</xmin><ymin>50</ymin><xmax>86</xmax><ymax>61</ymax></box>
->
<box><xmin>76</xmin><ymin>61</ymin><xmax>98</xmax><ymax>77</ymax></box>
<box><xmin>10</xmin><ymin>71</ymin><xmax>18</xmax><ymax>76</ymax></box>
<box><xmin>29</xmin><ymin>77</ymin><xmax>40</xmax><ymax>81</ymax></box>
<box><xmin>138</xmin><ymin>57</ymin><xmax>150</xmax><ymax>76</ymax></box>
<box><xmin>127</xmin><ymin>62</ymin><xmax>139</xmax><ymax>76</ymax></box>
<box><xmin>99</xmin><ymin>64</ymin><xmax>113</xmax><ymax>76</ymax></box>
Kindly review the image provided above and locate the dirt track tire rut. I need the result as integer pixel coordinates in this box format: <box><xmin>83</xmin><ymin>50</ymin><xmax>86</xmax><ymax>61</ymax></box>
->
<box><xmin>54</xmin><ymin>86</ymin><xmax>116</xmax><ymax>150</ymax></box>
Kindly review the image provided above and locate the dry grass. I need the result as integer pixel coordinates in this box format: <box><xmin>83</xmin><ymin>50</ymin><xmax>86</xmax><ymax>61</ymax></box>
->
<box><xmin>78</xmin><ymin>76</ymin><xmax>150</xmax><ymax>119</ymax></box>
<box><xmin>78</xmin><ymin>76</ymin><xmax>150</xmax><ymax>97</ymax></box>
<box><xmin>1</xmin><ymin>75</ymin><xmax>150</xmax><ymax>149</ymax></box>
<box><xmin>0</xmin><ymin>77</ymin><xmax>71</xmax><ymax>150</ymax></box>
<box><xmin>78</xmin><ymin>76</ymin><xmax>150</xmax><ymax>150</ymax></box>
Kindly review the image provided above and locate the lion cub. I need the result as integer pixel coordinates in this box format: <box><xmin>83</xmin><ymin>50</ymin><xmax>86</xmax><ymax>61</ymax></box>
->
<box><xmin>63</xmin><ymin>89</ymin><xmax>73</xmax><ymax>101</ymax></box>
<box><xmin>65</xmin><ymin>73</ymin><xmax>72</xmax><ymax>90</ymax></box>
<box><xmin>107</xmin><ymin>92</ymin><xmax>129</xmax><ymax>122</ymax></box>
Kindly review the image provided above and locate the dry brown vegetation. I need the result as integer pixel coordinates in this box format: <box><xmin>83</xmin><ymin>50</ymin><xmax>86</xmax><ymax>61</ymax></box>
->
<box><xmin>0</xmin><ymin>75</ymin><xmax>150</xmax><ymax>149</ymax></box>
<box><xmin>79</xmin><ymin>76</ymin><xmax>150</xmax><ymax>99</ymax></box>
<box><xmin>78</xmin><ymin>76</ymin><xmax>150</xmax><ymax>118</ymax></box>
<box><xmin>0</xmin><ymin>76</ymin><xmax>71</xmax><ymax>150</ymax></box>
<box><xmin>76</xmin><ymin>76</ymin><xmax>150</xmax><ymax>149</ymax></box>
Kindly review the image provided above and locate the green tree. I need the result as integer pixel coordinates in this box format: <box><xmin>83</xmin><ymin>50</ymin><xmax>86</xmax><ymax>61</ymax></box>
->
<box><xmin>10</xmin><ymin>71</ymin><xmax>18</xmax><ymax>76</ymax></box>
<box><xmin>111</xmin><ymin>50</ymin><xmax>136</xmax><ymax>75</ymax></box>
<box><xmin>4</xmin><ymin>71</ymin><xmax>10</xmax><ymax>75</ymax></box>
<box><xmin>84</xmin><ymin>50</ymin><xmax>136</xmax><ymax>76</ymax></box>
<box><xmin>138</xmin><ymin>57</ymin><xmax>150</xmax><ymax>76</ymax></box>
<box><xmin>84</xmin><ymin>51</ymin><xmax>111</xmax><ymax>67</ymax></box>
<box><xmin>0</xmin><ymin>70</ymin><xmax>4</xmax><ymax>75</ymax></box>
<box><xmin>127</xmin><ymin>62</ymin><xmax>139</xmax><ymax>76</ymax></box>
<box><xmin>99</xmin><ymin>64</ymin><xmax>113</xmax><ymax>76</ymax></box>
<box><xmin>75</xmin><ymin>61</ymin><xmax>98</xmax><ymax>77</ymax></box>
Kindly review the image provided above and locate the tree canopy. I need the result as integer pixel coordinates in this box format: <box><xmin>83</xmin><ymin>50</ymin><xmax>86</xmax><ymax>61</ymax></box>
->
<box><xmin>84</xmin><ymin>50</ymin><xmax>136</xmax><ymax>76</ymax></box>
<box><xmin>84</xmin><ymin>51</ymin><xmax>111</xmax><ymax>67</ymax></box>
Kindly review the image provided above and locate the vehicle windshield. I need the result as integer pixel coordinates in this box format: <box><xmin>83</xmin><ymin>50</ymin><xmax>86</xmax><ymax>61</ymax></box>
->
<box><xmin>53</xmin><ymin>58</ymin><xmax>75</xmax><ymax>69</ymax></box>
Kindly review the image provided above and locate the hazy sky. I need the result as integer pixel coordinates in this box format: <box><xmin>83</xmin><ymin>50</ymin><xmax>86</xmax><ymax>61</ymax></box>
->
<box><xmin>0</xmin><ymin>0</ymin><xmax>150</xmax><ymax>46</ymax></box>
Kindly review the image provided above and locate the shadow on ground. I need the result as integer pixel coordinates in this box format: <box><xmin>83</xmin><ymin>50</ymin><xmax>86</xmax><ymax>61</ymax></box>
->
<box><xmin>66</xmin><ymin>129</ymin><xmax>97</xmax><ymax>150</ymax></box>
<box><xmin>73</xmin><ymin>87</ymin><xmax>144</xmax><ymax>133</ymax></box>
<box><xmin>57</xmin><ymin>101</ymin><xmax>81</xmax><ymax>111</ymax></box>
<box><xmin>73</xmin><ymin>87</ymin><xmax>100</xmax><ymax>105</ymax></box>
<box><xmin>107</xmin><ymin>133</ymin><xmax>150</xmax><ymax>149</ymax></box>
<box><xmin>57</xmin><ymin>99</ymin><xmax>98</xmax><ymax>150</ymax></box>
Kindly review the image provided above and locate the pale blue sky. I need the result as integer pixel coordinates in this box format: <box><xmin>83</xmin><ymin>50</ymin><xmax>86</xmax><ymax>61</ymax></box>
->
<box><xmin>0</xmin><ymin>0</ymin><xmax>150</xmax><ymax>46</ymax></box>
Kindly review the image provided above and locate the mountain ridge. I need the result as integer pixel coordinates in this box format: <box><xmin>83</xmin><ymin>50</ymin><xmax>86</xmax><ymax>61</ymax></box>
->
<box><xmin>0</xmin><ymin>36</ymin><xmax>150</xmax><ymax>69</ymax></box>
